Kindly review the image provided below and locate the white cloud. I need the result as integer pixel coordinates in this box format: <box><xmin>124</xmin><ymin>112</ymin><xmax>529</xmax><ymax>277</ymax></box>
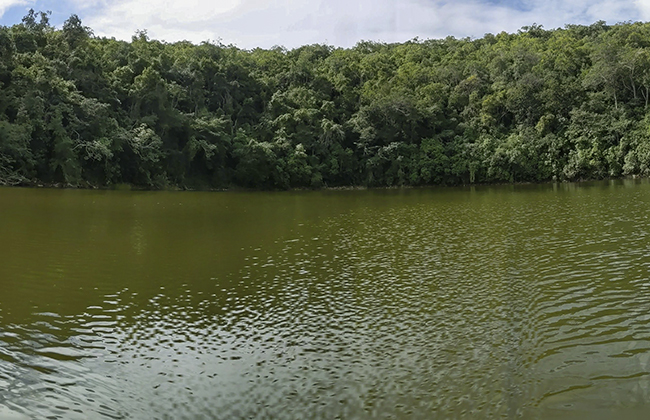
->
<box><xmin>0</xmin><ymin>0</ymin><xmax>29</xmax><ymax>17</ymax></box>
<box><xmin>76</xmin><ymin>0</ymin><xmax>646</xmax><ymax>49</ymax></box>
<box><xmin>636</xmin><ymin>0</ymin><xmax>650</xmax><ymax>19</ymax></box>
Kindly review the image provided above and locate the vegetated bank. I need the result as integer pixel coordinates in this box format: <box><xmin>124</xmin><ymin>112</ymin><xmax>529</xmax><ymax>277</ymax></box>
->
<box><xmin>2</xmin><ymin>11</ymin><xmax>650</xmax><ymax>190</ymax></box>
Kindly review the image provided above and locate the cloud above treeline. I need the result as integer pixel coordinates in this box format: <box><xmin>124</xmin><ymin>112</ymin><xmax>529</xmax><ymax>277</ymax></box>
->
<box><xmin>0</xmin><ymin>0</ymin><xmax>649</xmax><ymax>48</ymax></box>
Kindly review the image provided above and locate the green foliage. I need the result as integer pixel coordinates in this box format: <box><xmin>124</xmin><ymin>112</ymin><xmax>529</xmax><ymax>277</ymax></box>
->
<box><xmin>0</xmin><ymin>121</ymin><xmax>33</xmax><ymax>184</ymax></box>
<box><xmin>3</xmin><ymin>14</ymin><xmax>650</xmax><ymax>189</ymax></box>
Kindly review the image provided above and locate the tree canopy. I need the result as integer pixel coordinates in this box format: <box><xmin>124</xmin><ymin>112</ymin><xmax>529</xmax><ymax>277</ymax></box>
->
<box><xmin>2</xmin><ymin>12</ymin><xmax>650</xmax><ymax>189</ymax></box>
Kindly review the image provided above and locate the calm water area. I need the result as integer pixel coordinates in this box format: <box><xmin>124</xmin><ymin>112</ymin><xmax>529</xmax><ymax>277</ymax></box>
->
<box><xmin>1</xmin><ymin>180</ymin><xmax>650</xmax><ymax>419</ymax></box>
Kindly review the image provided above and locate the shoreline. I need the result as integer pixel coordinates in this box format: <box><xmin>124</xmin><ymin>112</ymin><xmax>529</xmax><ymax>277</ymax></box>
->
<box><xmin>1</xmin><ymin>175</ymin><xmax>646</xmax><ymax>193</ymax></box>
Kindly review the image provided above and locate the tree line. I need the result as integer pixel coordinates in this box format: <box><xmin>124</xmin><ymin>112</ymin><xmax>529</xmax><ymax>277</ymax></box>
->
<box><xmin>2</xmin><ymin>12</ymin><xmax>650</xmax><ymax>189</ymax></box>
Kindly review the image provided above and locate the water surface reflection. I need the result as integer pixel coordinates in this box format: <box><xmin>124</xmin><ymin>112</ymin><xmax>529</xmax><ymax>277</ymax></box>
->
<box><xmin>1</xmin><ymin>181</ymin><xmax>650</xmax><ymax>418</ymax></box>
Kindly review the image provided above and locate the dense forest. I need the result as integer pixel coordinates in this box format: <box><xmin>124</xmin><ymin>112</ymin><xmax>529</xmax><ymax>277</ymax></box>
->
<box><xmin>2</xmin><ymin>11</ymin><xmax>650</xmax><ymax>189</ymax></box>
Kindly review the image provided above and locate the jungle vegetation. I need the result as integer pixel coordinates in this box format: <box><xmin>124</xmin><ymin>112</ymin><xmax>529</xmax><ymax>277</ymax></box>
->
<box><xmin>2</xmin><ymin>11</ymin><xmax>650</xmax><ymax>189</ymax></box>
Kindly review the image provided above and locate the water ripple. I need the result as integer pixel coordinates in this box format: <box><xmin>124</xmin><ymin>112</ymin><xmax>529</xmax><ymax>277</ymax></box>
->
<box><xmin>2</xmin><ymin>182</ymin><xmax>650</xmax><ymax>418</ymax></box>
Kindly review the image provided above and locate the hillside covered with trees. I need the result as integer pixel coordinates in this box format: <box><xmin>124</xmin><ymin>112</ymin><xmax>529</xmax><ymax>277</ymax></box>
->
<box><xmin>2</xmin><ymin>11</ymin><xmax>650</xmax><ymax>189</ymax></box>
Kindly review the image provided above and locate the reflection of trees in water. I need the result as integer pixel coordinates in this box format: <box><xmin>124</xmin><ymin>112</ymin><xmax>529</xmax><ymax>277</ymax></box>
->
<box><xmin>131</xmin><ymin>220</ymin><xmax>146</xmax><ymax>256</ymax></box>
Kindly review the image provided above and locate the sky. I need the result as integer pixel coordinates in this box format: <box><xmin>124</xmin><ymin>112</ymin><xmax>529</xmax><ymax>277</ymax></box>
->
<box><xmin>0</xmin><ymin>0</ymin><xmax>649</xmax><ymax>49</ymax></box>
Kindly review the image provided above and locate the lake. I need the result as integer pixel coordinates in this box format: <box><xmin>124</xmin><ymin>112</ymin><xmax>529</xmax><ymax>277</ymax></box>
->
<box><xmin>1</xmin><ymin>180</ymin><xmax>650</xmax><ymax>419</ymax></box>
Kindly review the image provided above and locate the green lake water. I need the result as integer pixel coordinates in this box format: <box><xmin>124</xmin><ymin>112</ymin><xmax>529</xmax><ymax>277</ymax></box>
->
<box><xmin>1</xmin><ymin>180</ymin><xmax>650</xmax><ymax>419</ymax></box>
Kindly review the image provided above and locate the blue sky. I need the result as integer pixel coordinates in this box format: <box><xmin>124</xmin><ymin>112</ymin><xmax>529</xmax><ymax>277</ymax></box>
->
<box><xmin>0</xmin><ymin>0</ymin><xmax>648</xmax><ymax>49</ymax></box>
